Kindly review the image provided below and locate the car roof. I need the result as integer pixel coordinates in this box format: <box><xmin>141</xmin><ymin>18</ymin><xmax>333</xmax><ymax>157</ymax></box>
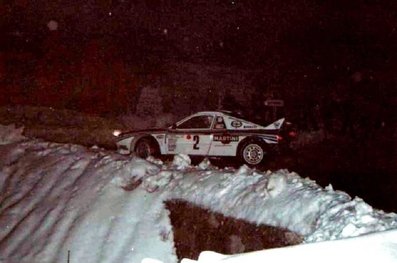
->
<box><xmin>193</xmin><ymin>110</ymin><xmax>246</xmax><ymax>119</ymax></box>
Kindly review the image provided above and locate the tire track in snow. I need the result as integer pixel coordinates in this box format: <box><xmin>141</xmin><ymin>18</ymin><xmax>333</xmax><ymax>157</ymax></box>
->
<box><xmin>0</xmin><ymin>147</ymin><xmax>66</xmax><ymax>212</ymax></box>
<box><xmin>0</xmin><ymin>144</ymin><xmax>95</xmax><ymax>261</ymax></box>
<box><xmin>30</xmin><ymin>157</ymin><xmax>89</xmax><ymax>254</ymax></box>
<box><xmin>51</xmin><ymin>153</ymin><xmax>119</xmax><ymax>261</ymax></box>
<box><xmin>0</xmin><ymin>203</ymin><xmax>37</xmax><ymax>255</ymax></box>
<box><xmin>16</xmin><ymin>155</ymin><xmax>93</xmax><ymax>258</ymax></box>
<box><xmin>0</xmin><ymin>162</ymin><xmax>62</xmax><ymax>246</ymax></box>
<box><xmin>0</xmin><ymin>146</ymin><xmax>88</xmax><ymax>256</ymax></box>
<box><xmin>45</xmin><ymin>157</ymin><xmax>100</xmax><ymax>261</ymax></box>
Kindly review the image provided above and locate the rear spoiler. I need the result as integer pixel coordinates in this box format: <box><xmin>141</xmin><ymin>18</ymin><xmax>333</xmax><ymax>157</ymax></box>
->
<box><xmin>263</xmin><ymin>118</ymin><xmax>285</xmax><ymax>130</ymax></box>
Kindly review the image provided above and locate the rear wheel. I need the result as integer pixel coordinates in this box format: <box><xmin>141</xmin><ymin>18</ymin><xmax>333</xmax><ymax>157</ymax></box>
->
<box><xmin>239</xmin><ymin>140</ymin><xmax>266</xmax><ymax>166</ymax></box>
<box><xmin>134</xmin><ymin>138</ymin><xmax>159</xmax><ymax>159</ymax></box>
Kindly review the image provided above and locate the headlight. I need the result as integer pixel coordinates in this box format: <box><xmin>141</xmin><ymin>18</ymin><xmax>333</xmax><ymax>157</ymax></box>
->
<box><xmin>113</xmin><ymin>130</ymin><xmax>122</xmax><ymax>137</ymax></box>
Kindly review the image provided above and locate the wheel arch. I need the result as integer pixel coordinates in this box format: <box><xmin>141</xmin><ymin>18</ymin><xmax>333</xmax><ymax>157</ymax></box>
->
<box><xmin>131</xmin><ymin>134</ymin><xmax>160</xmax><ymax>153</ymax></box>
<box><xmin>236</xmin><ymin>136</ymin><xmax>265</xmax><ymax>155</ymax></box>
<box><xmin>237</xmin><ymin>136</ymin><xmax>270</xmax><ymax>166</ymax></box>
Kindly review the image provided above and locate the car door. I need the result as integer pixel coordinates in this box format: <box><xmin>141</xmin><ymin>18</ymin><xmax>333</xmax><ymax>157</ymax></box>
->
<box><xmin>208</xmin><ymin>115</ymin><xmax>241</xmax><ymax>156</ymax></box>
<box><xmin>166</xmin><ymin>114</ymin><xmax>214</xmax><ymax>156</ymax></box>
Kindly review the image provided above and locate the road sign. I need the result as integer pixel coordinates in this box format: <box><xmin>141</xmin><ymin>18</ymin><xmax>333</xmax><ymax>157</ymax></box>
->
<box><xmin>264</xmin><ymin>99</ymin><xmax>284</xmax><ymax>107</ymax></box>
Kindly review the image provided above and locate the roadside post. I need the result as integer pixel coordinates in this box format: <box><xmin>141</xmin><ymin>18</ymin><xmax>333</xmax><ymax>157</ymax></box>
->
<box><xmin>264</xmin><ymin>99</ymin><xmax>284</xmax><ymax>120</ymax></box>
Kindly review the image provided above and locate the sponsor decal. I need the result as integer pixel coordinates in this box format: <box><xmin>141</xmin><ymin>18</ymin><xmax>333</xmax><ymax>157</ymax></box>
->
<box><xmin>186</xmin><ymin>134</ymin><xmax>191</xmax><ymax>140</ymax></box>
<box><xmin>168</xmin><ymin>137</ymin><xmax>177</xmax><ymax>151</ymax></box>
<box><xmin>272</xmin><ymin>120</ymin><xmax>283</xmax><ymax>129</ymax></box>
<box><xmin>156</xmin><ymin>135</ymin><xmax>165</xmax><ymax>139</ymax></box>
<box><xmin>243</xmin><ymin>125</ymin><xmax>257</xmax><ymax>129</ymax></box>
<box><xmin>231</xmin><ymin>121</ymin><xmax>242</xmax><ymax>128</ymax></box>
<box><xmin>168</xmin><ymin>144</ymin><xmax>176</xmax><ymax>151</ymax></box>
<box><xmin>213</xmin><ymin>134</ymin><xmax>239</xmax><ymax>144</ymax></box>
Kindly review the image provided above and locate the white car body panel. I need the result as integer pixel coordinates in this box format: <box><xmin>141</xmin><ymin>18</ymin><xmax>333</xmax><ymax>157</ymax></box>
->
<box><xmin>208</xmin><ymin>134</ymin><xmax>247</xmax><ymax>156</ymax></box>
<box><xmin>166</xmin><ymin>133</ymin><xmax>213</xmax><ymax>156</ymax></box>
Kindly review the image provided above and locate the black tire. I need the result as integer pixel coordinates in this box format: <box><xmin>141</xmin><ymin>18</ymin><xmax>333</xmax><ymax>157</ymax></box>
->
<box><xmin>134</xmin><ymin>137</ymin><xmax>160</xmax><ymax>159</ymax></box>
<box><xmin>238</xmin><ymin>140</ymin><xmax>266</xmax><ymax>166</ymax></box>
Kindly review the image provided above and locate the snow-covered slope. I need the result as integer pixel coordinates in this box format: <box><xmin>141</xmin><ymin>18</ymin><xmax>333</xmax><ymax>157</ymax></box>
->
<box><xmin>0</xmin><ymin>124</ymin><xmax>396</xmax><ymax>263</ymax></box>
<box><xmin>0</xmin><ymin>129</ymin><xmax>176</xmax><ymax>263</ymax></box>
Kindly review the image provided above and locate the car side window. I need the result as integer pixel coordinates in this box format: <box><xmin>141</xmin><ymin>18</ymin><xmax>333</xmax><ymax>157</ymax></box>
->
<box><xmin>214</xmin><ymin>116</ymin><xmax>226</xmax><ymax>129</ymax></box>
<box><xmin>177</xmin><ymin>115</ymin><xmax>213</xmax><ymax>129</ymax></box>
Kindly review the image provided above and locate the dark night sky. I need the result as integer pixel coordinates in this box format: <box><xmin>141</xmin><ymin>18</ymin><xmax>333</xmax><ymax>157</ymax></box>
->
<box><xmin>1</xmin><ymin>0</ymin><xmax>397</xmax><ymax>116</ymax></box>
<box><xmin>1</xmin><ymin>0</ymin><xmax>397</xmax><ymax>125</ymax></box>
<box><xmin>2</xmin><ymin>0</ymin><xmax>397</xmax><ymax>68</ymax></box>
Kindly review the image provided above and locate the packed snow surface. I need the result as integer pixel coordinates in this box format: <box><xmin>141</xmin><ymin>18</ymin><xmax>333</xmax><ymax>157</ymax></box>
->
<box><xmin>0</xmin><ymin>124</ymin><xmax>396</xmax><ymax>263</ymax></box>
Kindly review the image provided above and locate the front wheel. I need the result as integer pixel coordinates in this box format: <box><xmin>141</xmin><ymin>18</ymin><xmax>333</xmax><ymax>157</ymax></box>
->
<box><xmin>134</xmin><ymin>138</ymin><xmax>159</xmax><ymax>159</ymax></box>
<box><xmin>239</xmin><ymin>141</ymin><xmax>266</xmax><ymax>166</ymax></box>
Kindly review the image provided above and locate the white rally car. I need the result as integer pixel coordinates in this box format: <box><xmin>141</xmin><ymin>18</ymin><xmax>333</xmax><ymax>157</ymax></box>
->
<box><xmin>114</xmin><ymin>111</ymin><xmax>289</xmax><ymax>166</ymax></box>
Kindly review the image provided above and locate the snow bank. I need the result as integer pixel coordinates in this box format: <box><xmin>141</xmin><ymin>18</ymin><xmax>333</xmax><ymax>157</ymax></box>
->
<box><xmin>0</xmin><ymin>124</ymin><xmax>396</xmax><ymax>263</ymax></box>
<box><xmin>0</xmin><ymin>141</ymin><xmax>176</xmax><ymax>263</ymax></box>
<box><xmin>165</xmin><ymin>165</ymin><xmax>397</xmax><ymax>241</ymax></box>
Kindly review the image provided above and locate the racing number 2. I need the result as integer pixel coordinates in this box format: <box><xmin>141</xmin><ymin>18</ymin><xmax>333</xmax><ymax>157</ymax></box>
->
<box><xmin>193</xmin><ymin>135</ymin><xmax>200</xmax><ymax>150</ymax></box>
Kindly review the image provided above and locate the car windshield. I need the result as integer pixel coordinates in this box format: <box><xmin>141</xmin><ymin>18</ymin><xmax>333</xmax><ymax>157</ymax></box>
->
<box><xmin>177</xmin><ymin>115</ymin><xmax>214</xmax><ymax>129</ymax></box>
<box><xmin>221</xmin><ymin>110</ymin><xmax>249</xmax><ymax>120</ymax></box>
